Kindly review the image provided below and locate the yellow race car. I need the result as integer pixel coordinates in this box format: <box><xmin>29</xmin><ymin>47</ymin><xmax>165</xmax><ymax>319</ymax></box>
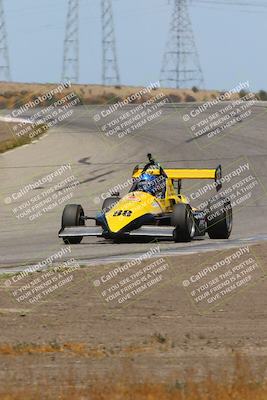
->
<box><xmin>59</xmin><ymin>154</ymin><xmax>232</xmax><ymax>244</ymax></box>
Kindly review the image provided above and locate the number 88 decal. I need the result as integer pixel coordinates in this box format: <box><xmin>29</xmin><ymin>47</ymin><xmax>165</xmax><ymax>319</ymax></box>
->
<box><xmin>113</xmin><ymin>210</ymin><xmax>132</xmax><ymax>217</ymax></box>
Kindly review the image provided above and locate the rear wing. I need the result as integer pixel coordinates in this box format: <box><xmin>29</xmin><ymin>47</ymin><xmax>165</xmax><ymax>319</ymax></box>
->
<box><xmin>132</xmin><ymin>165</ymin><xmax>222</xmax><ymax>191</ymax></box>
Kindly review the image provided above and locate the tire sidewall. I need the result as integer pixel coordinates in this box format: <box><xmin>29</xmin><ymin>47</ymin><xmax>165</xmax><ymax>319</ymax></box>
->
<box><xmin>61</xmin><ymin>204</ymin><xmax>84</xmax><ymax>244</ymax></box>
<box><xmin>172</xmin><ymin>203</ymin><xmax>194</xmax><ymax>242</ymax></box>
<box><xmin>62</xmin><ymin>204</ymin><xmax>84</xmax><ymax>228</ymax></box>
<box><xmin>102</xmin><ymin>197</ymin><xmax>120</xmax><ymax>213</ymax></box>
<box><xmin>207</xmin><ymin>197</ymin><xmax>232</xmax><ymax>239</ymax></box>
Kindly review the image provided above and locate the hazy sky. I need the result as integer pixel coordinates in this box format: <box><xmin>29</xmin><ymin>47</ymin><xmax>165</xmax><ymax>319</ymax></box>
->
<box><xmin>5</xmin><ymin>0</ymin><xmax>267</xmax><ymax>91</ymax></box>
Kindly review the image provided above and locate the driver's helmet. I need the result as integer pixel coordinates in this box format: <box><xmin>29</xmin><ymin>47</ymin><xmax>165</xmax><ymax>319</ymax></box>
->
<box><xmin>137</xmin><ymin>173</ymin><xmax>161</xmax><ymax>196</ymax></box>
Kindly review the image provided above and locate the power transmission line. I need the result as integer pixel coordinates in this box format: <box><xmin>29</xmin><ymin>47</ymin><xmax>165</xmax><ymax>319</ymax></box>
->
<box><xmin>101</xmin><ymin>0</ymin><xmax>120</xmax><ymax>86</ymax></box>
<box><xmin>189</xmin><ymin>0</ymin><xmax>267</xmax><ymax>12</ymax></box>
<box><xmin>62</xmin><ymin>0</ymin><xmax>79</xmax><ymax>83</ymax></box>
<box><xmin>190</xmin><ymin>0</ymin><xmax>267</xmax><ymax>7</ymax></box>
<box><xmin>0</xmin><ymin>0</ymin><xmax>11</xmax><ymax>81</ymax></box>
<box><xmin>160</xmin><ymin>0</ymin><xmax>204</xmax><ymax>89</ymax></box>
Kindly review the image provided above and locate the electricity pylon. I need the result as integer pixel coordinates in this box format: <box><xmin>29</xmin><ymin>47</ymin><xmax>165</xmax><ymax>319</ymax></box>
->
<box><xmin>101</xmin><ymin>0</ymin><xmax>120</xmax><ymax>86</ymax></box>
<box><xmin>0</xmin><ymin>0</ymin><xmax>11</xmax><ymax>81</ymax></box>
<box><xmin>62</xmin><ymin>0</ymin><xmax>79</xmax><ymax>83</ymax></box>
<box><xmin>160</xmin><ymin>0</ymin><xmax>204</xmax><ymax>89</ymax></box>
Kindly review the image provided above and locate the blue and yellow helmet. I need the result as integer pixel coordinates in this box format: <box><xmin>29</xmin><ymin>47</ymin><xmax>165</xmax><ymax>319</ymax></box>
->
<box><xmin>137</xmin><ymin>173</ymin><xmax>159</xmax><ymax>195</ymax></box>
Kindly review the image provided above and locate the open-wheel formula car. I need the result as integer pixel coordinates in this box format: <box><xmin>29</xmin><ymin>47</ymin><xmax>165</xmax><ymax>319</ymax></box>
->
<box><xmin>58</xmin><ymin>154</ymin><xmax>232</xmax><ymax>244</ymax></box>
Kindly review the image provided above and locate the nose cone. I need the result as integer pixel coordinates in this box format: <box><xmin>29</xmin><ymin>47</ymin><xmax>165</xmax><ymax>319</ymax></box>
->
<box><xmin>105</xmin><ymin>191</ymin><xmax>162</xmax><ymax>233</ymax></box>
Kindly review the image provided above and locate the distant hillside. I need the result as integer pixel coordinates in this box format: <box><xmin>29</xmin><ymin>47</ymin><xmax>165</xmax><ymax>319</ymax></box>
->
<box><xmin>0</xmin><ymin>81</ymin><xmax>251</xmax><ymax>110</ymax></box>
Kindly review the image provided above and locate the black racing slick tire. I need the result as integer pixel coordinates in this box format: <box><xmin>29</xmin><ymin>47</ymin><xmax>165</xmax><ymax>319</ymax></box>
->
<box><xmin>207</xmin><ymin>197</ymin><xmax>232</xmax><ymax>239</ymax></box>
<box><xmin>95</xmin><ymin>197</ymin><xmax>121</xmax><ymax>227</ymax></box>
<box><xmin>61</xmin><ymin>204</ymin><xmax>85</xmax><ymax>244</ymax></box>
<box><xmin>171</xmin><ymin>203</ymin><xmax>195</xmax><ymax>243</ymax></box>
<box><xmin>95</xmin><ymin>196</ymin><xmax>121</xmax><ymax>226</ymax></box>
<box><xmin>102</xmin><ymin>196</ymin><xmax>121</xmax><ymax>213</ymax></box>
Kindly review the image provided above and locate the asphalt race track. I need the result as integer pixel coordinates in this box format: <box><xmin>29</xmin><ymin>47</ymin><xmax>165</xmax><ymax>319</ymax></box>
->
<box><xmin>1</xmin><ymin>103</ymin><xmax>267</xmax><ymax>270</ymax></box>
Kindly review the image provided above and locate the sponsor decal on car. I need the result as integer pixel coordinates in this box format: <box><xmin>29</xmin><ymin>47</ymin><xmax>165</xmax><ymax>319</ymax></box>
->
<box><xmin>126</xmin><ymin>194</ymin><xmax>141</xmax><ymax>201</ymax></box>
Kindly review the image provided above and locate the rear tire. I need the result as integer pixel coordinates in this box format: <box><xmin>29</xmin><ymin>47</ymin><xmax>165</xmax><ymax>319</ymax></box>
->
<box><xmin>207</xmin><ymin>197</ymin><xmax>232</xmax><ymax>239</ymax></box>
<box><xmin>61</xmin><ymin>204</ymin><xmax>84</xmax><ymax>244</ymax></box>
<box><xmin>171</xmin><ymin>203</ymin><xmax>195</xmax><ymax>242</ymax></box>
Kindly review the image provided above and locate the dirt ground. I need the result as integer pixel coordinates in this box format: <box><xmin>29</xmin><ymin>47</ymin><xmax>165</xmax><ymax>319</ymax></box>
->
<box><xmin>0</xmin><ymin>243</ymin><xmax>266</xmax><ymax>389</ymax></box>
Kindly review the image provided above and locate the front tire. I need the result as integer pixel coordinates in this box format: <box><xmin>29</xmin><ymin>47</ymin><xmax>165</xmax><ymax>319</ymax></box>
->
<box><xmin>96</xmin><ymin>196</ymin><xmax>121</xmax><ymax>226</ymax></box>
<box><xmin>102</xmin><ymin>196</ymin><xmax>121</xmax><ymax>213</ymax></box>
<box><xmin>61</xmin><ymin>204</ymin><xmax>84</xmax><ymax>244</ymax></box>
<box><xmin>171</xmin><ymin>203</ymin><xmax>195</xmax><ymax>242</ymax></box>
<box><xmin>207</xmin><ymin>197</ymin><xmax>232</xmax><ymax>239</ymax></box>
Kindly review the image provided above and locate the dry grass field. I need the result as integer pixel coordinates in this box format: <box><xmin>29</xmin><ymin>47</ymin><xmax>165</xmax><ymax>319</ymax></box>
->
<box><xmin>0</xmin><ymin>121</ymin><xmax>47</xmax><ymax>153</ymax></box>
<box><xmin>0</xmin><ymin>81</ymin><xmax>241</xmax><ymax>109</ymax></box>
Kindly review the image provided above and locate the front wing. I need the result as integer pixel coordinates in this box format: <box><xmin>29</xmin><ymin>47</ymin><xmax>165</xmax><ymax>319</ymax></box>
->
<box><xmin>58</xmin><ymin>226</ymin><xmax>174</xmax><ymax>239</ymax></box>
<box><xmin>58</xmin><ymin>226</ymin><xmax>103</xmax><ymax>238</ymax></box>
